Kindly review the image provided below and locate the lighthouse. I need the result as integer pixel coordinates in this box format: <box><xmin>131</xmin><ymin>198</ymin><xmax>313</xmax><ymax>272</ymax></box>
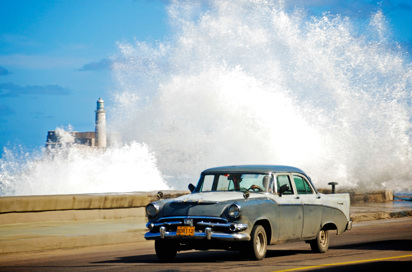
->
<box><xmin>95</xmin><ymin>98</ymin><xmax>107</xmax><ymax>148</ymax></box>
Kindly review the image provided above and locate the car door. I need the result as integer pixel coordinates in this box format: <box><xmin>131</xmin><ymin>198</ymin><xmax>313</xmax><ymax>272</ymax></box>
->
<box><xmin>275</xmin><ymin>174</ymin><xmax>303</xmax><ymax>241</ymax></box>
<box><xmin>293</xmin><ymin>174</ymin><xmax>323</xmax><ymax>238</ymax></box>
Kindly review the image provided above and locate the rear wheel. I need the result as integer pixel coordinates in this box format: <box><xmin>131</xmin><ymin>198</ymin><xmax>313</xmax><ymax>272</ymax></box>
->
<box><xmin>155</xmin><ymin>240</ymin><xmax>178</xmax><ymax>262</ymax></box>
<box><xmin>249</xmin><ymin>225</ymin><xmax>267</xmax><ymax>260</ymax></box>
<box><xmin>310</xmin><ymin>229</ymin><xmax>329</xmax><ymax>253</ymax></box>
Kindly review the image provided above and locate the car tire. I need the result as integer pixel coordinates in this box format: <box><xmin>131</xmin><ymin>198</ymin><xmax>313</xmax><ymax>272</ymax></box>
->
<box><xmin>155</xmin><ymin>240</ymin><xmax>178</xmax><ymax>262</ymax></box>
<box><xmin>249</xmin><ymin>225</ymin><xmax>267</xmax><ymax>260</ymax></box>
<box><xmin>310</xmin><ymin>229</ymin><xmax>329</xmax><ymax>253</ymax></box>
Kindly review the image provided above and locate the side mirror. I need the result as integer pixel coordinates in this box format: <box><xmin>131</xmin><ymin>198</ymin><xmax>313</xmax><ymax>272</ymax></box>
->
<box><xmin>188</xmin><ymin>183</ymin><xmax>195</xmax><ymax>192</ymax></box>
<box><xmin>278</xmin><ymin>184</ymin><xmax>289</xmax><ymax>196</ymax></box>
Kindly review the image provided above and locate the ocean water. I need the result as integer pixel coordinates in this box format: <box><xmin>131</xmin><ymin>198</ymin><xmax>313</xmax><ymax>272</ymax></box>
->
<box><xmin>1</xmin><ymin>0</ymin><xmax>411</xmax><ymax>195</ymax></box>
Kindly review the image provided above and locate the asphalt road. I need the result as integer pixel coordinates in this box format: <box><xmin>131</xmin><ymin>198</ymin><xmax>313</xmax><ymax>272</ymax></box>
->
<box><xmin>1</xmin><ymin>217</ymin><xmax>411</xmax><ymax>272</ymax></box>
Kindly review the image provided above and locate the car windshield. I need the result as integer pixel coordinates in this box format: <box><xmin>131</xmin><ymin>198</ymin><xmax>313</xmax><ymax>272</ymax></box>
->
<box><xmin>198</xmin><ymin>173</ymin><xmax>272</xmax><ymax>193</ymax></box>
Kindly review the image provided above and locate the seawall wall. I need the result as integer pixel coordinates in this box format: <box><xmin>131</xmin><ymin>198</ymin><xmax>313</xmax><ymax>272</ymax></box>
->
<box><xmin>0</xmin><ymin>190</ymin><xmax>393</xmax><ymax>224</ymax></box>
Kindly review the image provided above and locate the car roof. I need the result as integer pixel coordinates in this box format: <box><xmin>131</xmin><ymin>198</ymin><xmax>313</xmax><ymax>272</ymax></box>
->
<box><xmin>201</xmin><ymin>165</ymin><xmax>308</xmax><ymax>176</ymax></box>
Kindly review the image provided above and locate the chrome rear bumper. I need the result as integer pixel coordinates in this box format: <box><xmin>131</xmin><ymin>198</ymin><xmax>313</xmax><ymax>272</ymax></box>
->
<box><xmin>346</xmin><ymin>220</ymin><xmax>353</xmax><ymax>231</ymax></box>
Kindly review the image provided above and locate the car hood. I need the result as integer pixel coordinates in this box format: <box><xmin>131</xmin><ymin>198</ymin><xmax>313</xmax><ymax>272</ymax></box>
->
<box><xmin>158</xmin><ymin>191</ymin><xmax>264</xmax><ymax>218</ymax></box>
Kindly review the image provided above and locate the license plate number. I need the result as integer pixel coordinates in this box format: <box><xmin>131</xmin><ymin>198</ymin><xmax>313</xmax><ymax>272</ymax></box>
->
<box><xmin>177</xmin><ymin>226</ymin><xmax>195</xmax><ymax>236</ymax></box>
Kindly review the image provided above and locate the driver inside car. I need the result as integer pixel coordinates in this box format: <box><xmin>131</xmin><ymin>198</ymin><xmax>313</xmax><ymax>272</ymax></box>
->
<box><xmin>249</xmin><ymin>175</ymin><xmax>272</xmax><ymax>192</ymax></box>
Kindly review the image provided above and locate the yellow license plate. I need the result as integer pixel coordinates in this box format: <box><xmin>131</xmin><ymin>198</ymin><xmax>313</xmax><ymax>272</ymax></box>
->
<box><xmin>177</xmin><ymin>226</ymin><xmax>195</xmax><ymax>236</ymax></box>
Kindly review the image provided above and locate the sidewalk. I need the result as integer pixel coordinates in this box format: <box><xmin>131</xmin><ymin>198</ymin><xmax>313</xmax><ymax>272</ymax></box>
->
<box><xmin>1</xmin><ymin>201</ymin><xmax>412</xmax><ymax>255</ymax></box>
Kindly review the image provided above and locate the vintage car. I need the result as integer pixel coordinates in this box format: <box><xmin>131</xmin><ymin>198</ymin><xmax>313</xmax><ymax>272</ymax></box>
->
<box><xmin>145</xmin><ymin>165</ymin><xmax>352</xmax><ymax>261</ymax></box>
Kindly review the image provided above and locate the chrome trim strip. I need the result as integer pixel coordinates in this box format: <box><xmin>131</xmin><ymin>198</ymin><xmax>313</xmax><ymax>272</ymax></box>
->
<box><xmin>153</xmin><ymin>221</ymin><xmax>182</xmax><ymax>227</ymax></box>
<box><xmin>158</xmin><ymin>216</ymin><xmax>228</xmax><ymax>223</ymax></box>
<box><xmin>277</xmin><ymin>203</ymin><xmax>325</xmax><ymax>207</ymax></box>
<box><xmin>302</xmin><ymin>203</ymin><xmax>324</xmax><ymax>207</ymax></box>
<box><xmin>196</xmin><ymin>222</ymin><xmax>232</xmax><ymax>228</ymax></box>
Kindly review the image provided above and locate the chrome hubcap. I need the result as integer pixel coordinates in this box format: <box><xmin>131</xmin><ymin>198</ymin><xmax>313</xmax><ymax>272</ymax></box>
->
<box><xmin>319</xmin><ymin>230</ymin><xmax>326</xmax><ymax>246</ymax></box>
<box><xmin>256</xmin><ymin>232</ymin><xmax>264</xmax><ymax>255</ymax></box>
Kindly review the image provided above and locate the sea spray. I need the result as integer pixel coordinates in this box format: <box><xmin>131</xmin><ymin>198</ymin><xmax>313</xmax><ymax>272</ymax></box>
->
<box><xmin>0</xmin><ymin>137</ymin><xmax>167</xmax><ymax>196</ymax></box>
<box><xmin>111</xmin><ymin>0</ymin><xmax>411</xmax><ymax>191</ymax></box>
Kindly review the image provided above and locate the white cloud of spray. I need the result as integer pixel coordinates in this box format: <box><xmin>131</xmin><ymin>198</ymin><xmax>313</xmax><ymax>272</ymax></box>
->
<box><xmin>0</xmin><ymin>136</ymin><xmax>167</xmax><ymax>196</ymax></box>
<box><xmin>110</xmin><ymin>0</ymin><xmax>411</xmax><ymax>191</ymax></box>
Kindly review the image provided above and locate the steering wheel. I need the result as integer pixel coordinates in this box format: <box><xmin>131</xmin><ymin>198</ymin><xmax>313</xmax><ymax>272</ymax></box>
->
<box><xmin>248</xmin><ymin>185</ymin><xmax>263</xmax><ymax>192</ymax></box>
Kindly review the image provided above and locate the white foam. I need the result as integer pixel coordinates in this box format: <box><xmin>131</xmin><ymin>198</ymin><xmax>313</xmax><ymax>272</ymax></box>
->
<box><xmin>110</xmin><ymin>1</ymin><xmax>411</xmax><ymax>191</ymax></box>
<box><xmin>0</xmin><ymin>141</ymin><xmax>167</xmax><ymax>196</ymax></box>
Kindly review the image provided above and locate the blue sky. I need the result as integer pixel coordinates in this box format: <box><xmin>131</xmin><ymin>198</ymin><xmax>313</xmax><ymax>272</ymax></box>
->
<box><xmin>0</xmin><ymin>0</ymin><xmax>411</xmax><ymax>155</ymax></box>
<box><xmin>0</xmin><ymin>0</ymin><xmax>169</xmax><ymax>153</ymax></box>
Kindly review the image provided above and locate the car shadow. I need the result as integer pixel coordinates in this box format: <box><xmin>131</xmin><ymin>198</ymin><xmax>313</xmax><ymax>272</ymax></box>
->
<box><xmin>94</xmin><ymin>248</ymin><xmax>311</xmax><ymax>264</ymax></box>
<box><xmin>95</xmin><ymin>239</ymin><xmax>412</xmax><ymax>264</ymax></box>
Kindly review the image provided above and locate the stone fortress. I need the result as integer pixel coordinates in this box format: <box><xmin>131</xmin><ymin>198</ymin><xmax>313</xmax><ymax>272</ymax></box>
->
<box><xmin>46</xmin><ymin>98</ymin><xmax>120</xmax><ymax>148</ymax></box>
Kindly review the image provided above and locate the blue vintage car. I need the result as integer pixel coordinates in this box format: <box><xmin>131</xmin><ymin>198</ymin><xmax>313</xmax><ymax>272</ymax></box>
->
<box><xmin>145</xmin><ymin>165</ymin><xmax>352</xmax><ymax>261</ymax></box>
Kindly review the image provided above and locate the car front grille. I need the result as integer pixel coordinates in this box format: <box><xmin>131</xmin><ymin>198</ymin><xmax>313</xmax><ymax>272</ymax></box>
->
<box><xmin>150</xmin><ymin>216</ymin><xmax>232</xmax><ymax>232</ymax></box>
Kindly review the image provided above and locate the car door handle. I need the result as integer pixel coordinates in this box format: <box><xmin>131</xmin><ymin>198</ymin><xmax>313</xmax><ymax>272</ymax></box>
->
<box><xmin>295</xmin><ymin>196</ymin><xmax>300</xmax><ymax>199</ymax></box>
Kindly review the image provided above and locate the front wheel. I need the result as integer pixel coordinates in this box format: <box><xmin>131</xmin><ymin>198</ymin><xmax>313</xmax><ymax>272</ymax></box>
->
<box><xmin>310</xmin><ymin>229</ymin><xmax>329</xmax><ymax>253</ymax></box>
<box><xmin>249</xmin><ymin>225</ymin><xmax>267</xmax><ymax>260</ymax></box>
<box><xmin>155</xmin><ymin>240</ymin><xmax>178</xmax><ymax>262</ymax></box>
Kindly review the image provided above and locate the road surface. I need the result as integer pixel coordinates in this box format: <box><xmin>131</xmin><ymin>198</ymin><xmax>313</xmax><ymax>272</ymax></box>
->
<box><xmin>1</xmin><ymin>217</ymin><xmax>411</xmax><ymax>271</ymax></box>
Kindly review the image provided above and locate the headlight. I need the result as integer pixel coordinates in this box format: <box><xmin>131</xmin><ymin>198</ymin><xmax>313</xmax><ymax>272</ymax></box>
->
<box><xmin>228</xmin><ymin>203</ymin><xmax>241</xmax><ymax>219</ymax></box>
<box><xmin>146</xmin><ymin>203</ymin><xmax>159</xmax><ymax>218</ymax></box>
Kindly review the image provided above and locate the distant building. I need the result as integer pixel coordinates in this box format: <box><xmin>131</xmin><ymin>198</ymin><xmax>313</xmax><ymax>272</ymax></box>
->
<box><xmin>46</xmin><ymin>131</ymin><xmax>96</xmax><ymax>148</ymax></box>
<box><xmin>46</xmin><ymin>98</ymin><xmax>117</xmax><ymax>149</ymax></box>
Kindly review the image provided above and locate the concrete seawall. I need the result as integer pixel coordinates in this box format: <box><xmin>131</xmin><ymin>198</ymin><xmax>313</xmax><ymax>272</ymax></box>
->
<box><xmin>318</xmin><ymin>189</ymin><xmax>394</xmax><ymax>203</ymax></box>
<box><xmin>0</xmin><ymin>191</ymin><xmax>187</xmax><ymax>224</ymax></box>
<box><xmin>0</xmin><ymin>190</ymin><xmax>394</xmax><ymax>224</ymax></box>
<box><xmin>0</xmin><ymin>191</ymin><xmax>188</xmax><ymax>214</ymax></box>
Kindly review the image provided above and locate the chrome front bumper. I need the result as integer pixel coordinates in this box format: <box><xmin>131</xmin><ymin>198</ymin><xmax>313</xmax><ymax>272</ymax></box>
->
<box><xmin>145</xmin><ymin>216</ymin><xmax>250</xmax><ymax>241</ymax></box>
<box><xmin>145</xmin><ymin>226</ymin><xmax>250</xmax><ymax>241</ymax></box>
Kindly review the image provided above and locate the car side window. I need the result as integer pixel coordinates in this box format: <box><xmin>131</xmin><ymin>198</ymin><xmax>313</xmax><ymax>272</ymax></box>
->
<box><xmin>276</xmin><ymin>175</ymin><xmax>293</xmax><ymax>195</ymax></box>
<box><xmin>201</xmin><ymin>175</ymin><xmax>215</xmax><ymax>191</ymax></box>
<box><xmin>217</xmin><ymin>175</ymin><xmax>231</xmax><ymax>191</ymax></box>
<box><xmin>294</xmin><ymin>176</ymin><xmax>314</xmax><ymax>194</ymax></box>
